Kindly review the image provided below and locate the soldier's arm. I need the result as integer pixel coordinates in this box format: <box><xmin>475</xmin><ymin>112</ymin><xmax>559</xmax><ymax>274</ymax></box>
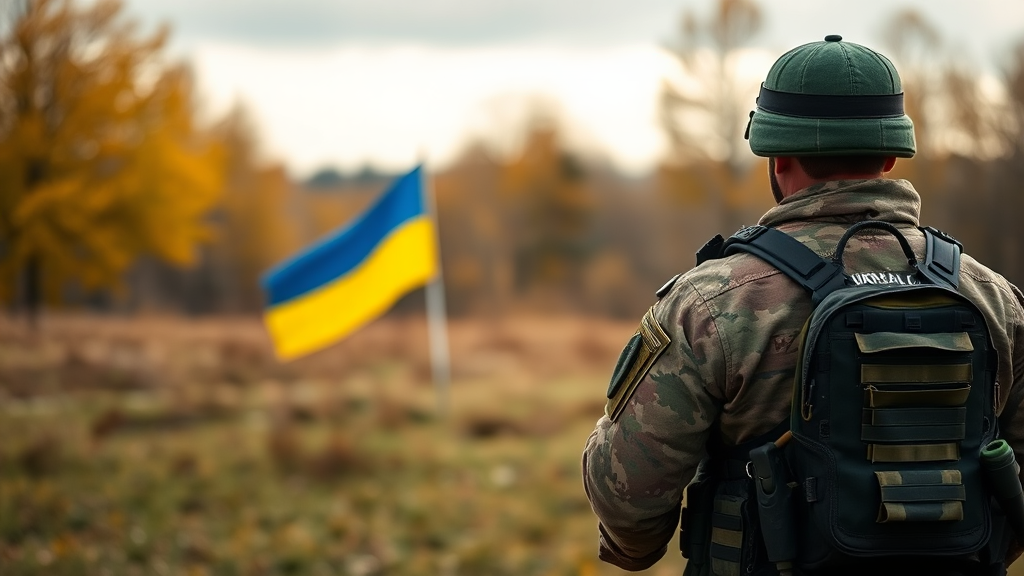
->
<box><xmin>997</xmin><ymin>283</ymin><xmax>1024</xmax><ymax>565</ymax></box>
<box><xmin>582</xmin><ymin>285</ymin><xmax>723</xmax><ymax>570</ymax></box>
<box><xmin>997</xmin><ymin>283</ymin><xmax>1024</xmax><ymax>483</ymax></box>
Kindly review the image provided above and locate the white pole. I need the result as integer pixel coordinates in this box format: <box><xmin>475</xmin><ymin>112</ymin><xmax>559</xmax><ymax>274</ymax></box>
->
<box><xmin>422</xmin><ymin>165</ymin><xmax>452</xmax><ymax>417</ymax></box>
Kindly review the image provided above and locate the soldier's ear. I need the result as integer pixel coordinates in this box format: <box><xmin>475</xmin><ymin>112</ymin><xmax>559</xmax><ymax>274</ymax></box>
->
<box><xmin>882</xmin><ymin>157</ymin><xmax>897</xmax><ymax>173</ymax></box>
<box><xmin>773</xmin><ymin>157</ymin><xmax>794</xmax><ymax>174</ymax></box>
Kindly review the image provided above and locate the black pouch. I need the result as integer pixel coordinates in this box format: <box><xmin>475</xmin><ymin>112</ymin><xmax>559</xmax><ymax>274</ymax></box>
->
<box><xmin>711</xmin><ymin>476</ymin><xmax>763</xmax><ymax>576</ymax></box>
<box><xmin>682</xmin><ymin>467</ymin><xmax>716</xmax><ymax>576</ymax></box>
<box><xmin>712</xmin><ymin>477</ymin><xmax>778</xmax><ymax>576</ymax></box>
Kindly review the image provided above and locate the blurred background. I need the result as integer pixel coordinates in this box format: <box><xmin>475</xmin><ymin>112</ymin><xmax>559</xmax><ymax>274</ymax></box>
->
<box><xmin>2</xmin><ymin>0</ymin><xmax>1023</xmax><ymax>574</ymax></box>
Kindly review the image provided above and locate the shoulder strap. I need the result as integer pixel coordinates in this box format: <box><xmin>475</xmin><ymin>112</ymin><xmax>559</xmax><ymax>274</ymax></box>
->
<box><xmin>722</xmin><ymin>225</ymin><xmax>846</xmax><ymax>305</ymax></box>
<box><xmin>719</xmin><ymin>224</ymin><xmax>965</xmax><ymax>301</ymax></box>
<box><xmin>920</xmin><ymin>226</ymin><xmax>962</xmax><ymax>290</ymax></box>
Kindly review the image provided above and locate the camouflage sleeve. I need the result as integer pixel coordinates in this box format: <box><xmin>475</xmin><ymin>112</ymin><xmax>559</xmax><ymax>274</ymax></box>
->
<box><xmin>582</xmin><ymin>282</ymin><xmax>723</xmax><ymax>570</ymax></box>
<box><xmin>996</xmin><ymin>282</ymin><xmax>1024</xmax><ymax>565</ymax></box>
<box><xmin>997</xmin><ymin>282</ymin><xmax>1024</xmax><ymax>487</ymax></box>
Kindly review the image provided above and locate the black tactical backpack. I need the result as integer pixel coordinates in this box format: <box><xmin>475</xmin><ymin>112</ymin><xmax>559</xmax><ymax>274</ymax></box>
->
<box><xmin>681</xmin><ymin>221</ymin><xmax>1023</xmax><ymax>576</ymax></box>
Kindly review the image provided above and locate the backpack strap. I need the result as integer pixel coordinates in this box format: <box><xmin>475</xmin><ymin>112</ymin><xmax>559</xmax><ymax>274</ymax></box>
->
<box><xmin>720</xmin><ymin>224</ymin><xmax>965</xmax><ymax>301</ymax></box>
<box><xmin>722</xmin><ymin>225</ymin><xmax>846</xmax><ymax>305</ymax></box>
<box><xmin>920</xmin><ymin>226</ymin><xmax>962</xmax><ymax>290</ymax></box>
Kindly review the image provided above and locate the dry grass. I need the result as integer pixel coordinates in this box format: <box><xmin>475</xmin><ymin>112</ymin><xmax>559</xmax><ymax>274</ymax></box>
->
<box><xmin>5</xmin><ymin>313</ymin><xmax>1022</xmax><ymax>575</ymax></box>
<box><xmin>0</xmin><ymin>313</ymin><xmax>696</xmax><ymax>576</ymax></box>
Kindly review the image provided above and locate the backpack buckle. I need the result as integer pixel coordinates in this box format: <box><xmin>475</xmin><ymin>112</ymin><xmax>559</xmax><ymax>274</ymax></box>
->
<box><xmin>732</xmin><ymin>225</ymin><xmax>767</xmax><ymax>242</ymax></box>
<box><xmin>921</xmin><ymin>226</ymin><xmax>963</xmax><ymax>251</ymax></box>
<box><xmin>696</xmin><ymin>234</ymin><xmax>726</xmax><ymax>265</ymax></box>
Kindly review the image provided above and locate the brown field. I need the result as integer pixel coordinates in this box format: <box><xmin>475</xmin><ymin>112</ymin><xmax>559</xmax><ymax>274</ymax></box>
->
<box><xmin>0</xmin><ymin>313</ymin><xmax>688</xmax><ymax>576</ymax></box>
<box><xmin>3</xmin><ymin>314</ymin><xmax>1023</xmax><ymax>576</ymax></box>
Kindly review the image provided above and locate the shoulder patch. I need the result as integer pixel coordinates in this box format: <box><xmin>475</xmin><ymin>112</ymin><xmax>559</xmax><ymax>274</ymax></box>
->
<box><xmin>656</xmin><ymin>273</ymin><xmax>681</xmax><ymax>299</ymax></box>
<box><xmin>605</xmin><ymin>306</ymin><xmax>671</xmax><ymax>421</ymax></box>
<box><xmin>607</xmin><ymin>333</ymin><xmax>642</xmax><ymax>399</ymax></box>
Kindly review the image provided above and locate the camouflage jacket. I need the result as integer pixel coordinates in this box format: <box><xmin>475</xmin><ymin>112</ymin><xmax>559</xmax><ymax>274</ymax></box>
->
<box><xmin>582</xmin><ymin>178</ymin><xmax>1024</xmax><ymax>570</ymax></box>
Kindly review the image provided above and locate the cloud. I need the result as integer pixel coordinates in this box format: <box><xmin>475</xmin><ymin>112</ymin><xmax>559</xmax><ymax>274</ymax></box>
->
<box><xmin>124</xmin><ymin>0</ymin><xmax>684</xmax><ymax>47</ymax></box>
<box><xmin>124</xmin><ymin>0</ymin><xmax>1024</xmax><ymax>65</ymax></box>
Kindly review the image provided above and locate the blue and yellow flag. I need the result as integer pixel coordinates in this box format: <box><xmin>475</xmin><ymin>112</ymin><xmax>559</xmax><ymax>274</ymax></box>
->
<box><xmin>261</xmin><ymin>166</ymin><xmax>437</xmax><ymax>359</ymax></box>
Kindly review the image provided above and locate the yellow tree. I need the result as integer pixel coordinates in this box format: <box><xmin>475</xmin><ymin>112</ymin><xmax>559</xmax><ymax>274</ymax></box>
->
<box><xmin>209</xmin><ymin>106</ymin><xmax>300</xmax><ymax>312</ymax></box>
<box><xmin>0</xmin><ymin>0</ymin><xmax>221</xmax><ymax>318</ymax></box>
<box><xmin>499</xmin><ymin>123</ymin><xmax>594</xmax><ymax>307</ymax></box>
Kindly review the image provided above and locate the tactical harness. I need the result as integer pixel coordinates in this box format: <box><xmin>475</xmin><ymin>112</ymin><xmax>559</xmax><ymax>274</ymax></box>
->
<box><xmin>680</xmin><ymin>222</ymin><xmax>1024</xmax><ymax>576</ymax></box>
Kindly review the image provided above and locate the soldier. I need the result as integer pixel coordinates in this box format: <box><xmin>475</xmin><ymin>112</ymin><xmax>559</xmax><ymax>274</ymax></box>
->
<box><xmin>582</xmin><ymin>36</ymin><xmax>1024</xmax><ymax>573</ymax></box>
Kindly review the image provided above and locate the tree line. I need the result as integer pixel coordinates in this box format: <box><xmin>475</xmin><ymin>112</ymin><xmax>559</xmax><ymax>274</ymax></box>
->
<box><xmin>2</xmin><ymin>0</ymin><xmax>1022</xmax><ymax>321</ymax></box>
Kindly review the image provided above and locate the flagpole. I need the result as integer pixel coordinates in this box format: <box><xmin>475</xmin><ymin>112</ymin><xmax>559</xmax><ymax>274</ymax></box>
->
<box><xmin>422</xmin><ymin>164</ymin><xmax>452</xmax><ymax>417</ymax></box>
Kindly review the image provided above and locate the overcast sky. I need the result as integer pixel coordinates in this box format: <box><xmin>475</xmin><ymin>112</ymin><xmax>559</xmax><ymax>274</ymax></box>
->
<box><xmin>123</xmin><ymin>0</ymin><xmax>1024</xmax><ymax>177</ymax></box>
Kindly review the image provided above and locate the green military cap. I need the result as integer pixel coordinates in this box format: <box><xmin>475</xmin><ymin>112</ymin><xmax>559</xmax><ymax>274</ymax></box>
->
<box><xmin>746</xmin><ymin>35</ymin><xmax>916</xmax><ymax>158</ymax></box>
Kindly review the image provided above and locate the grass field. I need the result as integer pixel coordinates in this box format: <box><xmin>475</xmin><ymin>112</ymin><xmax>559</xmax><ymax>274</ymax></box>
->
<box><xmin>5</xmin><ymin>314</ymin><xmax>1023</xmax><ymax>576</ymax></box>
<box><xmin>0</xmin><ymin>313</ymin><xmax>687</xmax><ymax>576</ymax></box>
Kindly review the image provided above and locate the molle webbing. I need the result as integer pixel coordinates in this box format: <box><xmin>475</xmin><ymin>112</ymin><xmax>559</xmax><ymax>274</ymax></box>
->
<box><xmin>863</xmin><ymin>388</ymin><xmax>970</xmax><ymax>459</ymax></box>
<box><xmin>861</xmin><ymin>424</ymin><xmax>965</xmax><ymax>444</ymax></box>
<box><xmin>854</xmin><ymin>332</ymin><xmax>973</xmax><ymax>354</ymax></box>
<box><xmin>710</xmin><ymin>497</ymin><xmax>744</xmax><ymax>576</ymax></box>
<box><xmin>866</xmin><ymin>386</ymin><xmax>971</xmax><ymax>408</ymax></box>
<box><xmin>697</xmin><ymin>420</ymin><xmax>789</xmax><ymax>576</ymax></box>
<box><xmin>862</xmin><ymin>406</ymin><xmax>968</xmax><ymax>461</ymax></box>
<box><xmin>875</xmin><ymin>470</ymin><xmax>965</xmax><ymax>523</ymax></box>
<box><xmin>868</xmin><ymin>443</ymin><xmax>960</xmax><ymax>463</ymax></box>
<box><xmin>857</xmin><ymin>329</ymin><xmax>973</xmax><ymax>464</ymax></box>
<box><xmin>864</xmin><ymin>407</ymin><xmax>966</xmax><ymax>426</ymax></box>
<box><xmin>861</xmin><ymin>364</ymin><xmax>972</xmax><ymax>384</ymax></box>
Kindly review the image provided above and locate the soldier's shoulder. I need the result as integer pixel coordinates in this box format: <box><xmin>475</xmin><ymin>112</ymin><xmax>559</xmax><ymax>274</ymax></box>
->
<box><xmin>961</xmin><ymin>252</ymin><xmax>1013</xmax><ymax>285</ymax></box>
<box><xmin>959</xmin><ymin>253</ymin><xmax>1024</xmax><ymax>314</ymax></box>
<box><xmin>656</xmin><ymin>251</ymin><xmax>783</xmax><ymax>307</ymax></box>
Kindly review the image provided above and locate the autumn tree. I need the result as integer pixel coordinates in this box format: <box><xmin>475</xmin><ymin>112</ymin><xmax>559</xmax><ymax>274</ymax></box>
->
<box><xmin>205</xmin><ymin>107</ymin><xmax>300</xmax><ymax>312</ymax></box>
<box><xmin>433</xmin><ymin>144</ymin><xmax>507</xmax><ymax>316</ymax></box>
<box><xmin>982</xmin><ymin>40</ymin><xmax>1024</xmax><ymax>284</ymax></box>
<box><xmin>499</xmin><ymin>123</ymin><xmax>595</xmax><ymax>308</ymax></box>
<box><xmin>661</xmin><ymin>0</ymin><xmax>762</xmax><ymax>175</ymax></box>
<box><xmin>882</xmin><ymin>10</ymin><xmax>943</xmax><ymax>156</ymax></box>
<box><xmin>0</xmin><ymin>0</ymin><xmax>221</xmax><ymax>320</ymax></box>
<box><xmin>659</xmin><ymin>0</ymin><xmax>766</xmax><ymax>233</ymax></box>
<box><xmin>998</xmin><ymin>41</ymin><xmax>1024</xmax><ymax>163</ymax></box>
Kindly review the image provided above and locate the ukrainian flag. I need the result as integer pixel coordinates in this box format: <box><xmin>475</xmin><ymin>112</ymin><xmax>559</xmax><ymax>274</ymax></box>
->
<box><xmin>261</xmin><ymin>166</ymin><xmax>438</xmax><ymax>360</ymax></box>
